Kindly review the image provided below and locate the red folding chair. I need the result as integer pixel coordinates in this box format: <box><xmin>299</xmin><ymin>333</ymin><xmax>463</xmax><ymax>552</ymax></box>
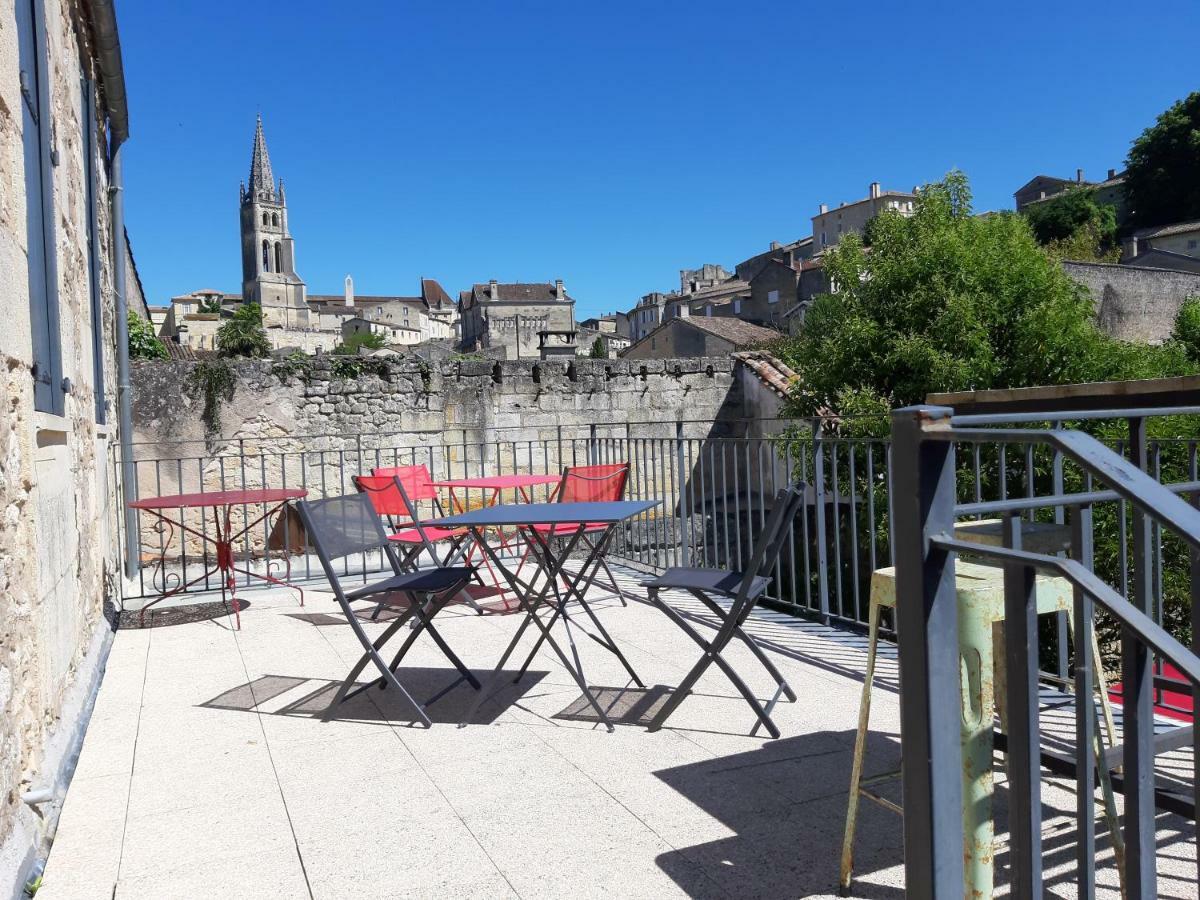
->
<box><xmin>518</xmin><ymin>463</ymin><xmax>631</xmax><ymax>605</ymax></box>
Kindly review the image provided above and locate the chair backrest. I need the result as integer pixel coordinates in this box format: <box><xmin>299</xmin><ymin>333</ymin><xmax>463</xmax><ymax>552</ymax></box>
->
<box><xmin>556</xmin><ymin>463</ymin><xmax>629</xmax><ymax>504</ymax></box>
<box><xmin>372</xmin><ymin>465</ymin><xmax>438</xmax><ymax>502</ymax></box>
<box><xmin>353</xmin><ymin>474</ymin><xmax>440</xmax><ymax>558</ymax></box>
<box><xmin>736</xmin><ymin>485</ymin><xmax>808</xmax><ymax>602</ymax></box>
<box><xmin>295</xmin><ymin>493</ymin><xmax>400</xmax><ymax>593</ymax></box>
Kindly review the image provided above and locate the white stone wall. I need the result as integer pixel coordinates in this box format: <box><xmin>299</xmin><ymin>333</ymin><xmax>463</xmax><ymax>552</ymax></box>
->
<box><xmin>0</xmin><ymin>0</ymin><xmax>124</xmax><ymax>884</ymax></box>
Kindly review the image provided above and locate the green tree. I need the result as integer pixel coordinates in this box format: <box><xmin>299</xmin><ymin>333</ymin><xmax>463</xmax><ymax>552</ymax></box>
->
<box><xmin>127</xmin><ymin>310</ymin><xmax>168</xmax><ymax>360</ymax></box>
<box><xmin>1172</xmin><ymin>296</ymin><xmax>1200</xmax><ymax>362</ymax></box>
<box><xmin>779</xmin><ymin>170</ymin><xmax>1190</xmax><ymax>435</ymax></box>
<box><xmin>1022</xmin><ymin>186</ymin><xmax>1119</xmax><ymax>260</ymax></box>
<box><xmin>216</xmin><ymin>303</ymin><xmax>271</xmax><ymax>358</ymax></box>
<box><xmin>1124</xmin><ymin>91</ymin><xmax>1200</xmax><ymax>229</ymax></box>
<box><xmin>197</xmin><ymin>296</ymin><xmax>223</xmax><ymax>314</ymax></box>
<box><xmin>333</xmin><ymin>331</ymin><xmax>387</xmax><ymax>355</ymax></box>
<box><xmin>588</xmin><ymin>337</ymin><xmax>607</xmax><ymax>358</ymax></box>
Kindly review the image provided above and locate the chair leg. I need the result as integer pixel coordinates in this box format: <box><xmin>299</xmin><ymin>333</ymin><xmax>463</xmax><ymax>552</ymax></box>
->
<box><xmin>330</xmin><ymin>596</ymin><xmax>431</xmax><ymax>727</ymax></box>
<box><xmin>691</xmin><ymin>591</ymin><xmax>795</xmax><ymax>702</ymax></box>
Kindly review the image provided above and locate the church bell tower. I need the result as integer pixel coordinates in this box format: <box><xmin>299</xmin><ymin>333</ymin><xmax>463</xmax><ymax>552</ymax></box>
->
<box><xmin>239</xmin><ymin>115</ymin><xmax>306</xmax><ymax>327</ymax></box>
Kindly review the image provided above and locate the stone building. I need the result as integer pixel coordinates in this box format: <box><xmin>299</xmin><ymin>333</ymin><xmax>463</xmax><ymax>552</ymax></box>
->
<box><xmin>0</xmin><ymin>0</ymin><xmax>136</xmax><ymax>891</ymax></box>
<box><xmin>458</xmin><ymin>280</ymin><xmax>577</xmax><ymax>359</ymax></box>
<box><xmin>1014</xmin><ymin>168</ymin><xmax>1126</xmax><ymax>220</ymax></box>
<box><xmin>1123</xmin><ymin>220</ymin><xmax>1200</xmax><ymax>267</ymax></box>
<box><xmin>812</xmin><ymin>182</ymin><xmax>916</xmax><ymax>252</ymax></box>
<box><xmin>622</xmin><ymin>316</ymin><xmax>780</xmax><ymax>359</ymax></box>
<box><xmin>239</xmin><ymin>116</ymin><xmax>308</xmax><ymax>328</ymax></box>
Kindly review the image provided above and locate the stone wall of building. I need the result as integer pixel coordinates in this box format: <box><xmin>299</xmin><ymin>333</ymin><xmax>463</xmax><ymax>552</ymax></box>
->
<box><xmin>0</xmin><ymin>0</ymin><xmax>126</xmax><ymax>889</ymax></box>
<box><xmin>1065</xmin><ymin>261</ymin><xmax>1200</xmax><ymax>343</ymax></box>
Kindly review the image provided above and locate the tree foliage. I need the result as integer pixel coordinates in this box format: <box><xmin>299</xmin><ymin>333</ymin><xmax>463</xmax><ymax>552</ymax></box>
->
<box><xmin>589</xmin><ymin>337</ymin><xmax>607</xmax><ymax>358</ymax></box>
<box><xmin>1022</xmin><ymin>186</ymin><xmax>1119</xmax><ymax>261</ymax></box>
<box><xmin>128</xmin><ymin>310</ymin><xmax>168</xmax><ymax>360</ymax></box>
<box><xmin>1124</xmin><ymin>91</ymin><xmax>1200</xmax><ymax>229</ymax></box>
<box><xmin>216</xmin><ymin>303</ymin><xmax>271</xmax><ymax>358</ymax></box>
<box><xmin>779</xmin><ymin>171</ymin><xmax>1193</xmax><ymax>436</ymax></box>
<box><xmin>333</xmin><ymin>331</ymin><xmax>387</xmax><ymax>355</ymax></box>
<box><xmin>1172</xmin><ymin>296</ymin><xmax>1200</xmax><ymax>363</ymax></box>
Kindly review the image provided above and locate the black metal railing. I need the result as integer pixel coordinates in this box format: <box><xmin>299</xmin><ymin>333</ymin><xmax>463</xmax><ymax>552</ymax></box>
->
<box><xmin>892</xmin><ymin>404</ymin><xmax>1200</xmax><ymax>898</ymax></box>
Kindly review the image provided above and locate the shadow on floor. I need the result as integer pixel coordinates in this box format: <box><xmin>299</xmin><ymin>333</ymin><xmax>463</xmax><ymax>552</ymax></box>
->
<box><xmin>652</xmin><ymin>729</ymin><xmax>906</xmax><ymax>899</ymax></box>
<box><xmin>200</xmin><ymin>668</ymin><xmax>550</xmax><ymax>726</ymax></box>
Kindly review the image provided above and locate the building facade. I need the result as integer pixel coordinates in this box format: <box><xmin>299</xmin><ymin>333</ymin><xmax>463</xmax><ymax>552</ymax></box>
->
<box><xmin>622</xmin><ymin>316</ymin><xmax>780</xmax><ymax>359</ymax></box>
<box><xmin>458</xmin><ymin>280</ymin><xmax>576</xmax><ymax>359</ymax></box>
<box><xmin>812</xmin><ymin>182</ymin><xmax>916</xmax><ymax>252</ymax></box>
<box><xmin>1</xmin><ymin>0</ymin><xmax>136</xmax><ymax>891</ymax></box>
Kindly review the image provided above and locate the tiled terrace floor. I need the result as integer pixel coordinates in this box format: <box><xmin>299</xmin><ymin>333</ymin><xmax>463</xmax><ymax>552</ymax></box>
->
<box><xmin>38</xmin><ymin>564</ymin><xmax>1196</xmax><ymax>899</ymax></box>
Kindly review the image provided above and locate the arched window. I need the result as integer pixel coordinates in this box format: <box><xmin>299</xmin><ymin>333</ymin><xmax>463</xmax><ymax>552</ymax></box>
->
<box><xmin>271</xmin><ymin>213</ymin><xmax>279</xmax><ymax>226</ymax></box>
<box><xmin>262</xmin><ymin>240</ymin><xmax>270</xmax><ymax>272</ymax></box>
<box><xmin>262</xmin><ymin>212</ymin><xmax>269</xmax><ymax>227</ymax></box>
<box><xmin>274</xmin><ymin>242</ymin><xmax>283</xmax><ymax>273</ymax></box>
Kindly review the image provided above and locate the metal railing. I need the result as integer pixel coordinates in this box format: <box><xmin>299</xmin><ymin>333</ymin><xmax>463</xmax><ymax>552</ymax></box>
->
<box><xmin>892</xmin><ymin>404</ymin><xmax>1200</xmax><ymax>898</ymax></box>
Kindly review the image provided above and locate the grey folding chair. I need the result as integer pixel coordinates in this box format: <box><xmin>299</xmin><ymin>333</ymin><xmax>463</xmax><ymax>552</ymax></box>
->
<box><xmin>295</xmin><ymin>492</ymin><xmax>480</xmax><ymax>727</ymax></box>
<box><xmin>645</xmin><ymin>485</ymin><xmax>807</xmax><ymax>739</ymax></box>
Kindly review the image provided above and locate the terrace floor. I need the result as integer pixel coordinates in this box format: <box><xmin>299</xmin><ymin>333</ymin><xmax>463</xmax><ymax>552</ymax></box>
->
<box><xmin>38</xmin><ymin>563</ymin><xmax>1196</xmax><ymax>899</ymax></box>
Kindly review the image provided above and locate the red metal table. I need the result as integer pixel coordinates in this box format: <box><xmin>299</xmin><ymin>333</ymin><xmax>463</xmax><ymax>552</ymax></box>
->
<box><xmin>128</xmin><ymin>488</ymin><xmax>308</xmax><ymax>628</ymax></box>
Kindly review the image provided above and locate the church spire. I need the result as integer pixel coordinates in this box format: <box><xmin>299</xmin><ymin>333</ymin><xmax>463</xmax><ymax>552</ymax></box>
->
<box><xmin>248</xmin><ymin>114</ymin><xmax>276</xmax><ymax>199</ymax></box>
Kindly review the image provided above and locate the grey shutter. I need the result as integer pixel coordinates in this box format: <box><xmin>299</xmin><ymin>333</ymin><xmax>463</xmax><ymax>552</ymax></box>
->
<box><xmin>18</xmin><ymin>0</ymin><xmax>64</xmax><ymax>415</ymax></box>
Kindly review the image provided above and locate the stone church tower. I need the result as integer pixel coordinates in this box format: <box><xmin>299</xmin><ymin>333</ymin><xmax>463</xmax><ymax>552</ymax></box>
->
<box><xmin>239</xmin><ymin>115</ymin><xmax>307</xmax><ymax>327</ymax></box>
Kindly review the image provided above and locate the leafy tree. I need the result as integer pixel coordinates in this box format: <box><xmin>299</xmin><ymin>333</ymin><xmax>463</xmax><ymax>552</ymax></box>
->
<box><xmin>1172</xmin><ymin>296</ymin><xmax>1200</xmax><ymax>362</ymax></box>
<box><xmin>1124</xmin><ymin>91</ymin><xmax>1200</xmax><ymax>229</ymax></box>
<box><xmin>216</xmin><ymin>303</ymin><xmax>271</xmax><ymax>358</ymax></box>
<box><xmin>779</xmin><ymin>170</ymin><xmax>1191</xmax><ymax>435</ymax></box>
<box><xmin>197</xmin><ymin>296</ymin><xmax>223</xmax><ymax>314</ymax></box>
<box><xmin>128</xmin><ymin>310</ymin><xmax>168</xmax><ymax>360</ymax></box>
<box><xmin>333</xmin><ymin>330</ymin><xmax>387</xmax><ymax>355</ymax></box>
<box><xmin>1022</xmin><ymin>186</ymin><xmax>1119</xmax><ymax>261</ymax></box>
<box><xmin>588</xmin><ymin>337</ymin><xmax>607</xmax><ymax>358</ymax></box>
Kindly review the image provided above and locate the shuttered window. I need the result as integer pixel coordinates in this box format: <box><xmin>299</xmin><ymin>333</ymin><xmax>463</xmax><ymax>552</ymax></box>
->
<box><xmin>18</xmin><ymin>0</ymin><xmax>63</xmax><ymax>415</ymax></box>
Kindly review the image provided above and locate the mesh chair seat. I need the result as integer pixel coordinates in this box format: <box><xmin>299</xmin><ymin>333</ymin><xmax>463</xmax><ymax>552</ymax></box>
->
<box><xmin>647</xmin><ymin>567</ymin><xmax>770</xmax><ymax>600</ymax></box>
<box><xmin>345</xmin><ymin>566</ymin><xmax>475</xmax><ymax>602</ymax></box>
<box><xmin>388</xmin><ymin>525</ymin><xmax>468</xmax><ymax>544</ymax></box>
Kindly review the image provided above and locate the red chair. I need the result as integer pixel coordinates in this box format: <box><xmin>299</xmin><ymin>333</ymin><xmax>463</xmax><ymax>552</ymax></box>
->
<box><xmin>520</xmin><ymin>463</ymin><xmax>630</xmax><ymax>604</ymax></box>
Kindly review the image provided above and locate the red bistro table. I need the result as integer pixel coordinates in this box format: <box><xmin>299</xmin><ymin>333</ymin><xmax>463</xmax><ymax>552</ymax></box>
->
<box><xmin>128</xmin><ymin>488</ymin><xmax>308</xmax><ymax>629</ymax></box>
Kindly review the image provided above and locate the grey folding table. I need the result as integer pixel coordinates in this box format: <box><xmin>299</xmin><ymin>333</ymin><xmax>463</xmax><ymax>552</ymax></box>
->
<box><xmin>429</xmin><ymin>499</ymin><xmax>659</xmax><ymax>731</ymax></box>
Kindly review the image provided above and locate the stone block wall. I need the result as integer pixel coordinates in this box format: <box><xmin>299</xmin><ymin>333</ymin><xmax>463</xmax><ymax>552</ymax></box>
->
<box><xmin>1065</xmin><ymin>261</ymin><xmax>1200</xmax><ymax>342</ymax></box>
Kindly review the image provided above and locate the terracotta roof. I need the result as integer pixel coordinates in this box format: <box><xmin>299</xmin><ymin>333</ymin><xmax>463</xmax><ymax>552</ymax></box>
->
<box><xmin>733</xmin><ymin>350</ymin><xmax>800</xmax><ymax>399</ymax></box>
<box><xmin>680</xmin><ymin>316</ymin><xmax>780</xmax><ymax>347</ymax></box>
<box><xmin>421</xmin><ymin>278</ymin><xmax>453</xmax><ymax>309</ymax></box>
<box><xmin>1134</xmin><ymin>219</ymin><xmax>1200</xmax><ymax>239</ymax></box>
<box><xmin>162</xmin><ymin>342</ymin><xmax>214</xmax><ymax>361</ymax></box>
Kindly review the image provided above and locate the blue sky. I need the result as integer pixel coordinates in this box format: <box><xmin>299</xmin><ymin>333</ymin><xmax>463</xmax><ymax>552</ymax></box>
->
<box><xmin>119</xmin><ymin>1</ymin><xmax>1199</xmax><ymax>319</ymax></box>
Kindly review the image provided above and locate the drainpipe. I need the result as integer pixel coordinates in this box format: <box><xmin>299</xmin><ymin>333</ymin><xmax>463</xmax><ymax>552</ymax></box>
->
<box><xmin>111</xmin><ymin>145</ymin><xmax>138</xmax><ymax>578</ymax></box>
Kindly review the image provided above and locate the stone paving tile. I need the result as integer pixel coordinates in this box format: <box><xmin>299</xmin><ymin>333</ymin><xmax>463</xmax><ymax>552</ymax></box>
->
<box><xmin>37</xmin><ymin>564</ymin><xmax>1198</xmax><ymax>899</ymax></box>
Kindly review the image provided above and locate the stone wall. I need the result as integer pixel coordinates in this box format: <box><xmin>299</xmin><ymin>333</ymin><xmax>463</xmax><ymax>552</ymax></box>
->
<box><xmin>1065</xmin><ymin>261</ymin><xmax>1200</xmax><ymax>342</ymax></box>
<box><xmin>0</xmin><ymin>0</ymin><xmax>126</xmax><ymax>889</ymax></box>
<box><xmin>128</xmin><ymin>357</ymin><xmax>745</xmax><ymax>545</ymax></box>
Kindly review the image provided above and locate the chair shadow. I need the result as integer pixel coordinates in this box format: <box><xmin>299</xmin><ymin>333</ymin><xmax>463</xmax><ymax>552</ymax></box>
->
<box><xmin>651</xmin><ymin>729</ymin><xmax>906</xmax><ymax>899</ymax></box>
<box><xmin>200</xmin><ymin>668</ymin><xmax>549</xmax><ymax>726</ymax></box>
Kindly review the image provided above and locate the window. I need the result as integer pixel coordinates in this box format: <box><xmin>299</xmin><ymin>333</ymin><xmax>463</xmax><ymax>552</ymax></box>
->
<box><xmin>820</xmin><ymin>231</ymin><xmax>827</xmax><ymax>246</ymax></box>
<box><xmin>274</xmin><ymin>242</ymin><xmax>283</xmax><ymax>272</ymax></box>
<box><xmin>83</xmin><ymin>78</ymin><xmax>105</xmax><ymax>423</ymax></box>
<box><xmin>733</xmin><ymin>299</ymin><xmax>742</xmax><ymax>315</ymax></box>
<box><xmin>271</xmin><ymin>213</ymin><xmax>279</xmax><ymax>227</ymax></box>
<box><xmin>19</xmin><ymin>0</ymin><xmax>63</xmax><ymax>414</ymax></box>
<box><xmin>768</xmin><ymin>289</ymin><xmax>780</xmax><ymax>305</ymax></box>
<box><xmin>262</xmin><ymin>240</ymin><xmax>270</xmax><ymax>272</ymax></box>
<box><xmin>262</xmin><ymin>212</ymin><xmax>269</xmax><ymax>226</ymax></box>
<box><xmin>837</xmin><ymin>223</ymin><xmax>843</xmax><ymax>233</ymax></box>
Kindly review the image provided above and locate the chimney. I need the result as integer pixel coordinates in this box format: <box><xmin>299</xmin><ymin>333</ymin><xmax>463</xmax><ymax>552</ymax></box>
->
<box><xmin>1108</xmin><ymin>168</ymin><xmax>1117</xmax><ymax>180</ymax></box>
<box><xmin>1076</xmin><ymin>168</ymin><xmax>1084</xmax><ymax>183</ymax></box>
<box><xmin>344</xmin><ymin>274</ymin><xmax>354</xmax><ymax>307</ymax></box>
<box><xmin>869</xmin><ymin>182</ymin><xmax>881</xmax><ymax>199</ymax></box>
<box><xmin>1122</xmin><ymin>235</ymin><xmax>1139</xmax><ymax>262</ymax></box>
<box><xmin>488</xmin><ymin>279</ymin><xmax>499</xmax><ymax>300</ymax></box>
<box><xmin>554</xmin><ymin>279</ymin><xmax>564</xmax><ymax>300</ymax></box>
<box><xmin>819</xmin><ymin>203</ymin><xmax>828</xmax><ymax>215</ymax></box>
<box><xmin>770</xmin><ymin>240</ymin><xmax>781</xmax><ymax>250</ymax></box>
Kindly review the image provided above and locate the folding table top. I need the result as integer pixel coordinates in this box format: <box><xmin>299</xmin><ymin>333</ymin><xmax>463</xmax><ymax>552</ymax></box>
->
<box><xmin>429</xmin><ymin>499</ymin><xmax>659</xmax><ymax>528</ymax></box>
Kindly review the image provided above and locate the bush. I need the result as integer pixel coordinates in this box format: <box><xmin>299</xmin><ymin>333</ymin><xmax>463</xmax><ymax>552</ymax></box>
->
<box><xmin>216</xmin><ymin>303</ymin><xmax>271</xmax><ymax>358</ymax></box>
<box><xmin>128</xmin><ymin>311</ymin><xmax>168</xmax><ymax>360</ymax></box>
<box><xmin>333</xmin><ymin>331</ymin><xmax>387</xmax><ymax>355</ymax></box>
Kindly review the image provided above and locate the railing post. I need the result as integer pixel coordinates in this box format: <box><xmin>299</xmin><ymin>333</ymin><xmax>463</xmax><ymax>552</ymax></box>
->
<box><xmin>890</xmin><ymin>404</ymin><xmax>963</xmax><ymax>898</ymax></box>
<box><xmin>588</xmin><ymin>423</ymin><xmax>598</xmax><ymax>465</ymax></box>
<box><xmin>1001</xmin><ymin>515</ymin><xmax>1043</xmax><ymax>897</ymax></box>
<box><xmin>1124</xmin><ymin>415</ymin><xmax>1156</xmax><ymax>897</ymax></box>
<box><xmin>1070</xmin><ymin>504</ymin><xmax>1097</xmax><ymax>899</ymax></box>
<box><xmin>812</xmin><ymin>421</ymin><xmax>830</xmax><ymax>624</ymax></box>
<box><xmin>676</xmin><ymin>418</ymin><xmax>690</xmax><ymax>567</ymax></box>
